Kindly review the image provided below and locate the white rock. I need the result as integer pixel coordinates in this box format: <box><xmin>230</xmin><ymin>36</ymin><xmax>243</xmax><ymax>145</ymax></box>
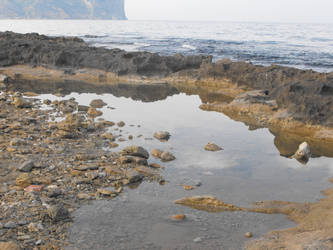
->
<box><xmin>293</xmin><ymin>142</ymin><xmax>311</xmax><ymax>163</ymax></box>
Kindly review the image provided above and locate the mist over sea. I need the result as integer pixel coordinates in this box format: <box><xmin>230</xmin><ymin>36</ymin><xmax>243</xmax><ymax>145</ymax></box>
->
<box><xmin>0</xmin><ymin>20</ymin><xmax>332</xmax><ymax>72</ymax></box>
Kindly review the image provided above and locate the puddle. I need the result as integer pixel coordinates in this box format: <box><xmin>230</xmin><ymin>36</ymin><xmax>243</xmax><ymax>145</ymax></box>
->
<box><xmin>15</xmin><ymin>82</ymin><xmax>333</xmax><ymax>249</ymax></box>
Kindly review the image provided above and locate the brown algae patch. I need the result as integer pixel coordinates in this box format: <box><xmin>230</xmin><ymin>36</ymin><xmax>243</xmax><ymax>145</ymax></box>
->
<box><xmin>174</xmin><ymin>196</ymin><xmax>244</xmax><ymax>212</ymax></box>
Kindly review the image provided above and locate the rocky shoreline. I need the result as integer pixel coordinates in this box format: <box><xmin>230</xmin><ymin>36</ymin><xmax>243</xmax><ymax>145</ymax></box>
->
<box><xmin>1</xmin><ymin>31</ymin><xmax>333</xmax><ymax>138</ymax></box>
<box><xmin>0</xmin><ymin>91</ymin><xmax>165</xmax><ymax>249</ymax></box>
<box><xmin>1</xmin><ymin>31</ymin><xmax>333</xmax><ymax>249</ymax></box>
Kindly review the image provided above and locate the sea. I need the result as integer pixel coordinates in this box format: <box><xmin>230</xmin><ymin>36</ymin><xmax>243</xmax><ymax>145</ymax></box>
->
<box><xmin>0</xmin><ymin>20</ymin><xmax>332</xmax><ymax>72</ymax></box>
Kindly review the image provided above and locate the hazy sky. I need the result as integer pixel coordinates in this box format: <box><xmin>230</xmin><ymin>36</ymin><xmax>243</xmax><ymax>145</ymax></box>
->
<box><xmin>125</xmin><ymin>0</ymin><xmax>333</xmax><ymax>23</ymax></box>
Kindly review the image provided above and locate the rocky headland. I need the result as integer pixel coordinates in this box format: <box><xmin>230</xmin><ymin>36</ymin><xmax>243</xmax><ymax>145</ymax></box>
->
<box><xmin>0</xmin><ymin>0</ymin><xmax>127</xmax><ymax>20</ymax></box>
<box><xmin>1</xmin><ymin>31</ymin><xmax>333</xmax><ymax>249</ymax></box>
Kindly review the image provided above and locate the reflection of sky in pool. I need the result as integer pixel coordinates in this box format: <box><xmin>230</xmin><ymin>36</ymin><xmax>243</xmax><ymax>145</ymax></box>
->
<box><xmin>35</xmin><ymin>91</ymin><xmax>333</xmax><ymax>250</ymax></box>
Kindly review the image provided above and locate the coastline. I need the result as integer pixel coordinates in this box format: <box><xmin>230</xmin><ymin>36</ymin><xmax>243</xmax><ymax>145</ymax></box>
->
<box><xmin>1</xmin><ymin>31</ymin><xmax>333</xmax><ymax>249</ymax></box>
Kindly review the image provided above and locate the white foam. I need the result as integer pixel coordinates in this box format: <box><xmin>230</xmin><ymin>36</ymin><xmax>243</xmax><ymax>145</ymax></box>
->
<box><xmin>182</xmin><ymin>44</ymin><xmax>196</xmax><ymax>50</ymax></box>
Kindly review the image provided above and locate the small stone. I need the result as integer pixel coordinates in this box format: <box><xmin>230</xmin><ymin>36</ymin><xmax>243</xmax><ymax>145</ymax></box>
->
<box><xmin>245</xmin><ymin>232</ymin><xmax>253</xmax><ymax>238</ymax></box>
<box><xmin>151</xmin><ymin>149</ymin><xmax>163</xmax><ymax>158</ymax></box>
<box><xmin>128</xmin><ymin>135</ymin><xmax>133</xmax><ymax>140</ymax></box>
<box><xmin>160</xmin><ymin>151</ymin><xmax>176</xmax><ymax>162</ymax></box>
<box><xmin>125</xmin><ymin>169</ymin><xmax>143</xmax><ymax>183</ymax></box>
<box><xmin>87</xmin><ymin>107</ymin><xmax>103</xmax><ymax>117</ymax></box>
<box><xmin>47</xmin><ymin>205</ymin><xmax>70</xmax><ymax>222</ymax></box>
<box><xmin>18</xmin><ymin>160</ymin><xmax>35</xmax><ymax>172</ymax></box>
<box><xmin>24</xmin><ymin>185</ymin><xmax>44</xmax><ymax>193</ymax></box>
<box><xmin>18</xmin><ymin>220</ymin><xmax>28</xmax><ymax>226</ymax></box>
<box><xmin>154</xmin><ymin>131</ymin><xmax>170</xmax><ymax>141</ymax></box>
<box><xmin>293</xmin><ymin>142</ymin><xmax>311</xmax><ymax>164</ymax></box>
<box><xmin>172</xmin><ymin>214</ymin><xmax>186</xmax><ymax>221</ymax></box>
<box><xmin>97</xmin><ymin>188</ymin><xmax>116</xmax><ymax>197</ymax></box>
<box><xmin>121</xmin><ymin>146</ymin><xmax>149</xmax><ymax>159</ymax></box>
<box><xmin>150</xmin><ymin>163</ymin><xmax>161</xmax><ymax>169</ymax></box>
<box><xmin>117</xmin><ymin>121</ymin><xmax>125</xmax><ymax>127</ymax></box>
<box><xmin>90</xmin><ymin>99</ymin><xmax>107</xmax><ymax>108</ymax></box>
<box><xmin>193</xmin><ymin>237</ymin><xmax>202</xmax><ymax>243</ymax></box>
<box><xmin>17</xmin><ymin>235</ymin><xmax>31</xmax><ymax>241</ymax></box>
<box><xmin>73</xmin><ymin>165</ymin><xmax>99</xmax><ymax>171</ymax></box>
<box><xmin>24</xmin><ymin>92</ymin><xmax>38</xmax><ymax>97</ymax></box>
<box><xmin>16</xmin><ymin>173</ymin><xmax>31</xmax><ymax>188</ymax></box>
<box><xmin>43</xmin><ymin>99</ymin><xmax>52</xmax><ymax>105</ymax></box>
<box><xmin>12</xmin><ymin>97</ymin><xmax>32</xmax><ymax>108</ymax></box>
<box><xmin>28</xmin><ymin>222</ymin><xmax>44</xmax><ymax>232</ymax></box>
<box><xmin>183</xmin><ymin>185</ymin><xmax>195</xmax><ymax>191</ymax></box>
<box><xmin>0</xmin><ymin>74</ymin><xmax>9</xmax><ymax>83</ymax></box>
<box><xmin>78</xmin><ymin>105</ymin><xmax>89</xmax><ymax>112</ymax></box>
<box><xmin>0</xmin><ymin>242</ymin><xmax>20</xmax><ymax>250</ymax></box>
<box><xmin>205</xmin><ymin>143</ymin><xmax>223</xmax><ymax>152</ymax></box>
<box><xmin>4</xmin><ymin>221</ymin><xmax>17</xmax><ymax>229</ymax></box>
<box><xmin>35</xmin><ymin>240</ymin><xmax>42</xmax><ymax>245</ymax></box>
<box><xmin>109</xmin><ymin>142</ymin><xmax>119</xmax><ymax>148</ymax></box>
<box><xmin>77</xmin><ymin>193</ymin><xmax>91</xmax><ymax>200</ymax></box>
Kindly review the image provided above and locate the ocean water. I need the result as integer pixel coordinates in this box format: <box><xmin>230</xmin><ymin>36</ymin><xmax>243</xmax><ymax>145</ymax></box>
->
<box><xmin>0</xmin><ymin>20</ymin><xmax>333</xmax><ymax>72</ymax></box>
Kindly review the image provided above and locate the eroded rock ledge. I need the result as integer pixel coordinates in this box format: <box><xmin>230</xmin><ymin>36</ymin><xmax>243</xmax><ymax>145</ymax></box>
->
<box><xmin>1</xmin><ymin>31</ymin><xmax>333</xmax><ymax>140</ymax></box>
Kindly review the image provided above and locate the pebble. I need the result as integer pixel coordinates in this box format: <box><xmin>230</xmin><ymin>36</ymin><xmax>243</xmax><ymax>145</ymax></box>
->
<box><xmin>172</xmin><ymin>214</ymin><xmax>186</xmax><ymax>221</ymax></box>
<box><xmin>204</xmin><ymin>143</ymin><xmax>223</xmax><ymax>152</ymax></box>
<box><xmin>153</xmin><ymin>131</ymin><xmax>170</xmax><ymax>141</ymax></box>
<box><xmin>18</xmin><ymin>160</ymin><xmax>35</xmax><ymax>172</ymax></box>
<box><xmin>4</xmin><ymin>221</ymin><xmax>17</xmax><ymax>229</ymax></box>
<box><xmin>245</xmin><ymin>232</ymin><xmax>253</xmax><ymax>238</ymax></box>
<box><xmin>193</xmin><ymin>237</ymin><xmax>202</xmax><ymax>243</ymax></box>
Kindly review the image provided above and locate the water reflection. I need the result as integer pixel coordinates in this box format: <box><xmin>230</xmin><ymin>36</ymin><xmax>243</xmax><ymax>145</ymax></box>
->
<box><xmin>10</xmin><ymin>79</ymin><xmax>333</xmax><ymax>161</ymax></box>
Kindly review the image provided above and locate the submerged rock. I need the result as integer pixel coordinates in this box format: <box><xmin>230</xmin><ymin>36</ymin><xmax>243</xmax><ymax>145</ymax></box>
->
<box><xmin>204</xmin><ymin>143</ymin><xmax>223</xmax><ymax>152</ymax></box>
<box><xmin>174</xmin><ymin>195</ymin><xmax>243</xmax><ymax>212</ymax></box>
<box><xmin>292</xmin><ymin>142</ymin><xmax>311</xmax><ymax>164</ymax></box>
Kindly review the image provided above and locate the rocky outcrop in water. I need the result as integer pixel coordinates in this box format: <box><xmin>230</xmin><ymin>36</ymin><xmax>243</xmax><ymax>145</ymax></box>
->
<box><xmin>0</xmin><ymin>0</ymin><xmax>126</xmax><ymax>19</ymax></box>
<box><xmin>0</xmin><ymin>32</ymin><xmax>209</xmax><ymax>77</ymax></box>
<box><xmin>0</xmin><ymin>31</ymin><xmax>333</xmax><ymax>127</ymax></box>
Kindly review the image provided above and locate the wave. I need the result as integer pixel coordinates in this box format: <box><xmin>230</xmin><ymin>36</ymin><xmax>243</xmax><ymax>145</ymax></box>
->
<box><xmin>182</xmin><ymin>44</ymin><xmax>196</xmax><ymax>50</ymax></box>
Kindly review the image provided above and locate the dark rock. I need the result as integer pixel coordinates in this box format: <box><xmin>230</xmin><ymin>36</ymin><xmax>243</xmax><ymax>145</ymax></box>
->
<box><xmin>0</xmin><ymin>32</ymin><xmax>209</xmax><ymax>77</ymax></box>
<box><xmin>47</xmin><ymin>205</ymin><xmax>70</xmax><ymax>223</ymax></box>
<box><xmin>90</xmin><ymin>99</ymin><xmax>107</xmax><ymax>108</ymax></box>
<box><xmin>121</xmin><ymin>146</ymin><xmax>149</xmax><ymax>159</ymax></box>
<box><xmin>125</xmin><ymin>169</ymin><xmax>143</xmax><ymax>183</ymax></box>
<box><xmin>18</xmin><ymin>160</ymin><xmax>35</xmax><ymax>172</ymax></box>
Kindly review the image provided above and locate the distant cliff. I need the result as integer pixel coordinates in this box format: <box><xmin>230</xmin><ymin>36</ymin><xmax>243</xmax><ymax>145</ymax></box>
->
<box><xmin>0</xmin><ymin>0</ymin><xmax>127</xmax><ymax>19</ymax></box>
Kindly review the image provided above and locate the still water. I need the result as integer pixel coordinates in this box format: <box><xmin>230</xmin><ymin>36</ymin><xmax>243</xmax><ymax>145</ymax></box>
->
<box><xmin>28</xmin><ymin>83</ymin><xmax>333</xmax><ymax>249</ymax></box>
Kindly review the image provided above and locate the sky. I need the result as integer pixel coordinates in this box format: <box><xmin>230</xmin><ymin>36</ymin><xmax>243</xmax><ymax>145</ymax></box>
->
<box><xmin>125</xmin><ymin>0</ymin><xmax>333</xmax><ymax>23</ymax></box>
